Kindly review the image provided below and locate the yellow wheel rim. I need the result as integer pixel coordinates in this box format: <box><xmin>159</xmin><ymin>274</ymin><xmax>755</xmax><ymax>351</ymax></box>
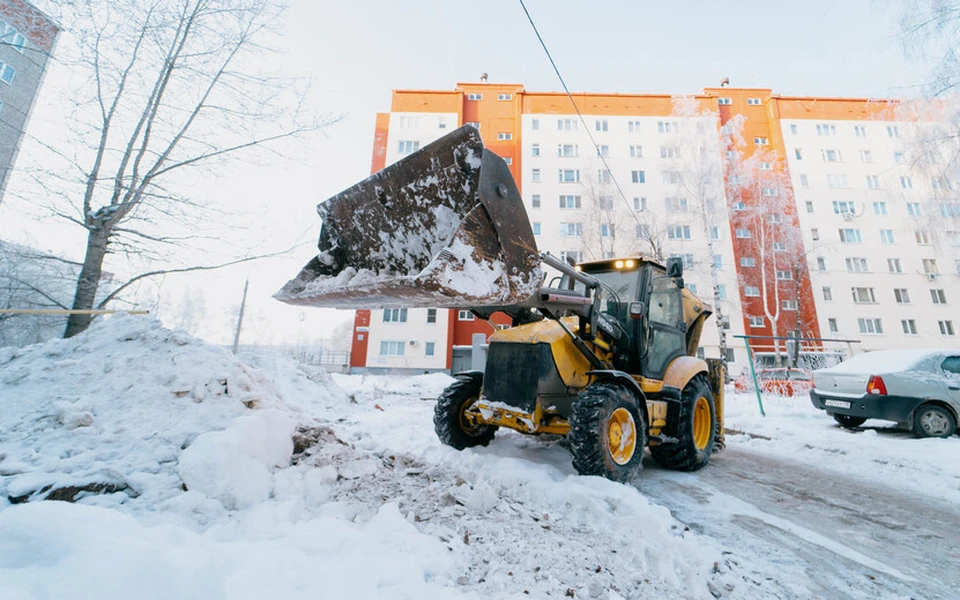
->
<box><xmin>607</xmin><ymin>407</ymin><xmax>637</xmax><ymax>465</ymax></box>
<box><xmin>693</xmin><ymin>396</ymin><xmax>712</xmax><ymax>450</ymax></box>
<box><xmin>459</xmin><ymin>396</ymin><xmax>481</xmax><ymax>434</ymax></box>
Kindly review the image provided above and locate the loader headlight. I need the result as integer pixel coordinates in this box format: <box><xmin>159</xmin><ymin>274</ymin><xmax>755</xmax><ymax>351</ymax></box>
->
<box><xmin>625</xmin><ymin>259</ymin><xmax>635</xmax><ymax>268</ymax></box>
<box><xmin>615</xmin><ymin>260</ymin><xmax>624</xmax><ymax>269</ymax></box>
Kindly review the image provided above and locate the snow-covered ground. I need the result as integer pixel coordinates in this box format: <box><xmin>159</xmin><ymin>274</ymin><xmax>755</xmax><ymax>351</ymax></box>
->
<box><xmin>0</xmin><ymin>315</ymin><xmax>957</xmax><ymax>599</ymax></box>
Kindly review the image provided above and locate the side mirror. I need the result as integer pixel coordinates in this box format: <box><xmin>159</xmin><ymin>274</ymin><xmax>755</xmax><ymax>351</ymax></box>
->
<box><xmin>666</xmin><ymin>256</ymin><xmax>684</xmax><ymax>278</ymax></box>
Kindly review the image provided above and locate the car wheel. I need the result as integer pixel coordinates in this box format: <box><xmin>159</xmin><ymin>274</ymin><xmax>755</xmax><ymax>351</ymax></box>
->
<box><xmin>832</xmin><ymin>414</ymin><xmax>867</xmax><ymax>429</ymax></box>
<box><xmin>912</xmin><ymin>404</ymin><xmax>957</xmax><ymax>438</ymax></box>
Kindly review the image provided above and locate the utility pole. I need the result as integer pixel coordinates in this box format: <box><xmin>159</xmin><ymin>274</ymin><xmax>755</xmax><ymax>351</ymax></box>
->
<box><xmin>232</xmin><ymin>279</ymin><xmax>249</xmax><ymax>354</ymax></box>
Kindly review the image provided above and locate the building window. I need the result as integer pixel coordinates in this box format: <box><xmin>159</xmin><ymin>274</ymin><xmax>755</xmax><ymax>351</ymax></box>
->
<box><xmin>628</xmin><ymin>121</ymin><xmax>642</xmax><ymax>133</ymax></box>
<box><xmin>665</xmin><ymin>197</ymin><xmax>688</xmax><ymax>211</ymax></box>
<box><xmin>425</xmin><ymin>342</ymin><xmax>436</xmax><ymax>356</ymax></box>
<box><xmin>939</xmin><ymin>321</ymin><xmax>956</xmax><ymax>336</ymax></box>
<box><xmin>749</xmin><ymin>316</ymin><xmax>765</xmax><ymax>328</ymax></box>
<box><xmin>900</xmin><ymin>176</ymin><xmax>913</xmax><ymax>189</ymax></box>
<box><xmin>661</xmin><ymin>171</ymin><xmax>680</xmax><ymax>184</ymax></box>
<box><xmin>0</xmin><ymin>63</ymin><xmax>15</xmax><ymax>85</ymax></box>
<box><xmin>383</xmin><ymin>308</ymin><xmax>408</xmax><ymax>323</ymax></box>
<box><xmin>670</xmin><ymin>253</ymin><xmax>694</xmax><ymax>268</ymax></box>
<box><xmin>426</xmin><ymin>308</ymin><xmax>437</xmax><ymax>323</ymax></box>
<box><xmin>776</xmin><ymin>270</ymin><xmax>792</xmax><ymax>280</ymax></box>
<box><xmin>717</xmin><ymin>284</ymin><xmax>727</xmax><ymax>299</ymax></box>
<box><xmin>827</xmin><ymin>174</ymin><xmax>849</xmax><ymax>188</ymax></box>
<box><xmin>888</xmin><ymin>258</ymin><xmax>903</xmax><ymax>273</ymax></box>
<box><xmin>795</xmin><ymin>148</ymin><xmax>803</xmax><ymax>160</ymax></box>
<box><xmin>498</xmin><ymin>93</ymin><xmax>512</xmax><ymax>101</ymax></box>
<box><xmin>379</xmin><ymin>341</ymin><xmax>406</xmax><ymax>356</ymax></box>
<box><xmin>754</xmin><ymin>137</ymin><xmax>769</xmax><ymax>145</ymax></box>
<box><xmin>817</xmin><ymin>257</ymin><xmax>826</xmax><ymax>271</ymax></box>
<box><xmin>732</xmin><ymin>201</ymin><xmax>745</xmax><ymax>211</ymax></box>
<box><xmin>458</xmin><ymin>310</ymin><xmax>475</xmax><ymax>321</ymax></box>
<box><xmin>601</xmin><ymin>223</ymin><xmax>615</xmax><ymax>238</ymax></box>
<box><xmin>668</xmin><ymin>225</ymin><xmax>691</xmax><ymax>240</ymax></box>
<box><xmin>894</xmin><ymin>288</ymin><xmax>911</xmax><ymax>304</ymax></box>
<box><xmin>597</xmin><ymin>145</ymin><xmax>610</xmax><ymax>157</ymax></box>
<box><xmin>816</xmin><ymin>124</ymin><xmax>837</xmax><ymax>136</ymax></box>
<box><xmin>438</xmin><ymin>117</ymin><xmax>447</xmax><ymax>129</ymax></box>
<box><xmin>713</xmin><ymin>255</ymin><xmax>723</xmax><ymax>269</ymax></box>
<box><xmin>902</xmin><ymin>320</ymin><xmax>918</xmax><ymax>335</ymax></box>
<box><xmin>939</xmin><ymin>202</ymin><xmax>960</xmax><ymax>217</ymax></box>
<box><xmin>632</xmin><ymin>170</ymin><xmax>646</xmax><ymax>184</ymax></box>
<box><xmin>397</xmin><ymin>140</ymin><xmax>420</xmax><ymax>154</ymax></box>
<box><xmin>633</xmin><ymin>197</ymin><xmax>647</xmax><ymax>211</ymax></box>
<box><xmin>558</xmin><ymin>144</ymin><xmax>579</xmax><ymax>158</ymax></box>
<box><xmin>558</xmin><ymin>118</ymin><xmax>578</xmax><ymax>131</ymax></box>
<box><xmin>887</xmin><ymin>125</ymin><xmax>900</xmax><ymax>138</ymax></box>
<box><xmin>710</xmin><ymin>226</ymin><xmax>720</xmax><ymax>240</ymax></box>
<box><xmin>852</xmin><ymin>287</ymin><xmax>877</xmax><ymax>304</ymax></box>
<box><xmin>559</xmin><ymin>195</ymin><xmax>581</xmax><ymax>209</ymax></box>
<box><xmin>858</xmin><ymin>318</ymin><xmax>884</xmax><ymax>334</ymax></box>
<box><xmin>845</xmin><ymin>257</ymin><xmax>869</xmax><ymax>273</ymax></box>
<box><xmin>855</xmin><ymin>125</ymin><xmax>867</xmax><ymax>137</ymax></box>
<box><xmin>595</xmin><ymin>119</ymin><xmax>608</xmax><ymax>131</ymax></box>
<box><xmin>931</xmin><ymin>289</ymin><xmax>947</xmax><ymax>304</ymax></box>
<box><xmin>398</xmin><ymin>116</ymin><xmax>422</xmax><ymax>129</ymax></box>
<box><xmin>823</xmin><ymin>286</ymin><xmax>833</xmax><ymax>301</ymax></box>
<box><xmin>532</xmin><ymin>222</ymin><xmax>541</xmax><ymax>235</ymax></box>
<box><xmin>833</xmin><ymin>200</ymin><xmax>856</xmax><ymax>215</ymax></box>
<box><xmin>790</xmin><ymin>124</ymin><xmax>799</xmax><ymax>135</ymax></box>
<box><xmin>880</xmin><ymin>229</ymin><xmax>895</xmax><ymax>244</ymax></box>
<box><xmin>916</xmin><ymin>230</ymin><xmax>933</xmax><ymax>245</ymax></box>
<box><xmin>822</xmin><ymin>149</ymin><xmax>842</xmax><ymax>162</ymax></box>
<box><xmin>498</xmin><ymin>132</ymin><xmax>513</xmax><ymax>140</ymax></box>
<box><xmin>599</xmin><ymin>196</ymin><xmax>615</xmax><ymax>210</ymax></box>
<box><xmin>799</xmin><ymin>174</ymin><xmax>810</xmax><ymax>187</ymax></box>
<box><xmin>560</xmin><ymin>222</ymin><xmax>583</xmax><ymax>237</ymax></box>
<box><xmin>636</xmin><ymin>224</ymin><xmax>650</xmax><ymax>239</ymax></box>
<box><xmin>811</xmin><ymin>228</ymin><xmax>820</xmax><ymax>241</ymax></box>
<box><xmin>467</xmin><ymin>93</ymin><xmax>483</xmax><ymax>100</ymax></box>
<box><xmin>866</xmin><ymin>175</ymin><xmax>881</xmax><ymax>189</ymax></box>
<box><xmin>531</xmin><ymin>169</ymin><xmax>541</xmax><ymax>182</ymax></box>
<box><xmin>805</xmin><ymin>201</ymin><xmax>814</xmax><ymax>213</ymax></box>
<box><xmin>782</xmin><ymin>300</ymin><xmax>797</xmax><ymax>310</ymax></box>
<box><xmin>629</xmin><ymin>145</ymin><xmax>643</xmax><ymax>158</ymax></box>
<box><xmin>907</xmin><ymin>202</ymin><xmax>921</xmax><ymax>216</ymax></box>
<box><xmin>598</xmin><ymin>169</ymin><xmax>612</xmax><ymax>184</ymax></box>
<box><xmin>660</xmin><ymin>146</ymin><xmax>681</xmax><ymax>158</ymax></box>
<box><xmin>839</xmin><ymin>228</ymin><xmax>862</xmax><ymax>243</ymax></box>
<box><xmin>735</xmin><ymin>228</ymin><xmax>751</xmax><ymax>239</ymax></box>
<box><xmin>747</xmin><ymin>98</ymin><xmax>762</xmax><ymax>105</ymax></box>
<box><xmin>531</xmin><ymin>118</ymin><xmax>539</xmax><ymax>130</ymax></box>
<box><xmin>740</xmin><ymin>257</ymin><xmax>756</xmax><ymax>267</ymax></box>
<box><xmin>531</xmin><ymin>194</ymin><xmax>541</xmax><ymax>208</ymax></box>
<box><xmin>559</xmin><ymin>169</ymin><xmax>581</xmax><ymax>183</ymax></box>
<box><xmin>657</xmin><ymin>121</ymin><xmax>677</xmax><ymax>133</ymax></box>
<box><xmin>894</xmin><ymin>151</ymin><xmax>905</xmax><ymax>164</ymax></box>
<box><xmin>861</xmin><ymin>150</ymin><xmax>874</xmax><ymax>163</ymax></box>
<box><xmin>828</xmin><ymin>318</ymin><xmax>839</xmax><ymax>333</ymax></box>
<box><xmin>717</xmin><ymin>97</ymin><xmax>732</xmax><ymax>105</ymax></box>
<box><xmin>531</xmin><ymin>144</ymin><xmax>541</xmax><ymax>157</ymax></box>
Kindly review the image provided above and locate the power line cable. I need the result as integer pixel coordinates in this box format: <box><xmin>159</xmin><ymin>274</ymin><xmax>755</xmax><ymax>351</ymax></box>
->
<box><xmin>518</xmin><ymin>0</ymin><xmax>644</xmax><ymax>229</ymax></box>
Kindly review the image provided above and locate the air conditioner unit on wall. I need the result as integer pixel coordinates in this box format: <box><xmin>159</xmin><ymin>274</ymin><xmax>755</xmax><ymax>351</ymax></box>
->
<box><xmin>842</xmin><ymin>211</ymin><xmax>855</xmax><ymax>221</ymax></box>
<box><xmin>408</xmin><ymin>339</ymin><xmax>419</xmax><ymax>346</ymax></box>
<box><xmin>927</xmin><ymin>272</ymin><xmax>939</xmax><ymax>281</ymax></box>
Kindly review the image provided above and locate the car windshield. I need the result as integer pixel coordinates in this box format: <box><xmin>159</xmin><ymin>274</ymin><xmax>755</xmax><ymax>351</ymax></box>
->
<box><xmin>561</xmin><ymin>266</ymin><xmax>641</xmax><ymax>311</ymax></box>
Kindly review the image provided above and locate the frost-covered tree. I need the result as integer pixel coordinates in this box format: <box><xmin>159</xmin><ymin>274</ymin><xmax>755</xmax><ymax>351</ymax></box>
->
<box><xmin>0</xmin><ymin>242</ymin><xmax>79</xmax><ymax>346</ymax></box>
<box><xmin>16</xmin><ymin>0</ymin><xmax>330</xmax><ymax>338</ymax></box>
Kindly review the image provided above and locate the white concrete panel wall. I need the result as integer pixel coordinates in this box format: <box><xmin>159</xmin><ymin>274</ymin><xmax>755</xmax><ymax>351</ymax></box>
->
<box><xmin>364</xmin><ymin>307</ymin><xmax>450</xmax><ymax>370</ymax></box>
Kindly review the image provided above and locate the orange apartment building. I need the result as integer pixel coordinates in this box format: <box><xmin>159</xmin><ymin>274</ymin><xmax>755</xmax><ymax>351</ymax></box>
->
<box><xmin>348</xmin><ymin>82</ymin><xmax>959</xmax><ymax>374</ymax></box>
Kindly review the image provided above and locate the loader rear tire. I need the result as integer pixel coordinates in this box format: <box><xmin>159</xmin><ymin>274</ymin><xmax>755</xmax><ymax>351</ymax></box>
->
<box><xmin>434</xmin><ymin>375</ymin><xmax>497</xmax><ymax>450</ymax></box>
<box><xmin>569</xmin><ymin>383</ymin><xmax>646</xmax><ymax>482</ymax></box>
<box><xmin>650</xmin><ymin>375</ymin><xmax>716</xmax><ymax>471</ymax></box>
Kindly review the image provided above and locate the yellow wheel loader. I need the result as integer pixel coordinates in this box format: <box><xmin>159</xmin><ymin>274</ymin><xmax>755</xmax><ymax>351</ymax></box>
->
<box><xmin>276</xmin><ymin>125</ymin><xmax>725</xmax><ymax>482</ymax></box>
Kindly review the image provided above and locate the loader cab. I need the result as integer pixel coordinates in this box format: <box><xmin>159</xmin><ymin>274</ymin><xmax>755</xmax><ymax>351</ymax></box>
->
<box><xmin>561</xmin><ymin>257</ymin><xmax>690</xmax><ymax>378</ymax></box>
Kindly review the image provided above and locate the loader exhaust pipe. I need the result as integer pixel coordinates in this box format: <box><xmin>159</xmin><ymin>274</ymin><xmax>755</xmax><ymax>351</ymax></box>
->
<box><xmin>275</xmin><ymin>126</ymin><xmax>542</xmax><ymax>309</ymax></box>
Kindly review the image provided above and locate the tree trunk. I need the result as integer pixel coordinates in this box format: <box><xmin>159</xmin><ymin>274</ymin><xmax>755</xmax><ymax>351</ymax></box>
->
<box><xmin>64</xmin><ymin>229</ymin><xmax>109</xmax><ymax>338</ymax></box>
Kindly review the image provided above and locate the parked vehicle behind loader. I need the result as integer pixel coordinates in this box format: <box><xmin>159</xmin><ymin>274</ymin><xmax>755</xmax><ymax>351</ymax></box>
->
<box><xmin>276</xmin><ymin>125</ymin><xmax>725</xmax><ymax>482</ymax></box>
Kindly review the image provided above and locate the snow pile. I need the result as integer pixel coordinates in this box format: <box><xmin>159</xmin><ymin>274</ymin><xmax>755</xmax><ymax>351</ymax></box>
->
<box><xmin>0</xmin><ymin>316</ymin><xmax>731</xmax><ymax>599</ymax></box>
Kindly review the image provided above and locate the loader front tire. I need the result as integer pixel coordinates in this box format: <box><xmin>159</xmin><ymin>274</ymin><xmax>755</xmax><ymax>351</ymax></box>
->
<box><xmin>434</xmin><ymin>375</ymin><xmax>497</xmax><ymax>450</ymax></box>
<box><xmin>650</xmin><ymin>375</ymin><xmax>716</xmax><ymax>471</ymax></box>
<box><xmin>569</xmin><ymin>383</ymin><xmax>646</xmax><ymax>482</ymax></box>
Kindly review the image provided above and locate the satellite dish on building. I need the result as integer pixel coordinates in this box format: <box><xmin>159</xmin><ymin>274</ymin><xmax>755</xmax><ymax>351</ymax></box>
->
<box><xmin>480</xmin><ymin>72</ymin><xmax>488</xmax><ymax>82</ymax></box>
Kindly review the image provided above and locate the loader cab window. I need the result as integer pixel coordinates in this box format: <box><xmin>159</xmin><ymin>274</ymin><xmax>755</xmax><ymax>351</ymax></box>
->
<box><xmin>644</xmin><ymin>275</ymin><xmax>687</xmax><ymax>379</ymax></box>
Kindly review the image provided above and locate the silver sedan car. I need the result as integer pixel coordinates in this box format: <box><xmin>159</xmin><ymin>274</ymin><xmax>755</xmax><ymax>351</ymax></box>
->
<box><xmin>810</xmin><ymin>349</ymin><xmax>960</xmax><ymax>437</ymax></box>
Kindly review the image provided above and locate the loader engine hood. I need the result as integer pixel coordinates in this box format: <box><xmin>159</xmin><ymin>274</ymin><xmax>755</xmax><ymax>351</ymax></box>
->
<box><xmin>274</xmin><ymin>126</ymin><xmax>542</xmax><ymax>309</ymax></box>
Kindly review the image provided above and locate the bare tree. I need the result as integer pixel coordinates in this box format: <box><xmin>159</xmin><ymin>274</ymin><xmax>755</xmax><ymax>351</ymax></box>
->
<box><xmin>19</xmin><ymin>0</ymin><xmax>331</xmax><ymax>338</ymax></box>
<box><xmin>899</xmin><ymin>1</ymin><xmax>960</xmax><ymax>96</ymax></box>
<box><xmin>0</xmin><ymin>241</ymin><xmax>79</xmax><ymax>346</ymax></box>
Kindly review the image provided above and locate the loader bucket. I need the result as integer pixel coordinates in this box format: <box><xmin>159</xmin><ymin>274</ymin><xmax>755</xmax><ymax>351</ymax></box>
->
<box><xmin>274</xmin><ymin>125</ymin><xmax>542</xmax><ymax>309</ymax></box>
